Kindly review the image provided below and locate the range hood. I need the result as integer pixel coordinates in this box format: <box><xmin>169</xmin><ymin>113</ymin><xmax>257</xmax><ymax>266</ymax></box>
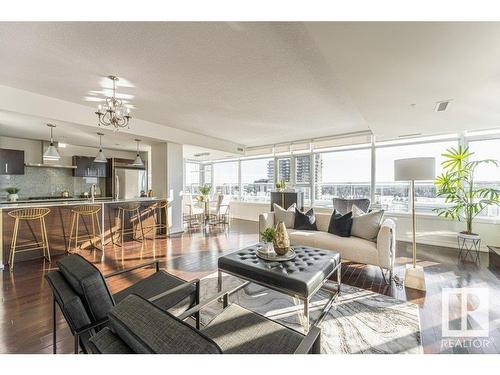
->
<box><xmin>24</xmin><ymin>140</ymin><xmax>77</xmax><ymax>169</ymax></box>
<box><xmin>24</xmin><ymin>163</ymin><xmax>77</xmax><ymax>169</ymax></box>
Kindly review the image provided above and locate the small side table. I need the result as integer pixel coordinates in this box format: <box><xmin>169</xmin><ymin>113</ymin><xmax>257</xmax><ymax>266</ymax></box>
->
<box><xmin>457</xmin><ymin>233</ymin><xmax>481</xmax><ymax>263</ymax></box>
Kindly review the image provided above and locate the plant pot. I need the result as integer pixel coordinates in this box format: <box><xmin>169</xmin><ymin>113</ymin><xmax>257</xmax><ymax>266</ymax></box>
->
<box><xmin>263</xmin><ymin>242</ymin><xmax>274</xmax><ymax>253</ymax></box>
<box><xmin>8</xmin><ymin>193</ymin><xmax>18</xmax><ymax>202</ymax></box>
<box><xmin>458</xmin><ymin>232</ymin><xmax>480</xmax><ymax>240</ymax></box>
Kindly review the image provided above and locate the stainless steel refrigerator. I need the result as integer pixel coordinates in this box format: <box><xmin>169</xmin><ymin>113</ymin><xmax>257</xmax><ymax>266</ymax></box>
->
<box><xmin>114</xmin><ymin>167</ymin><xmax>147</xmax><ymax>199</ymax></box>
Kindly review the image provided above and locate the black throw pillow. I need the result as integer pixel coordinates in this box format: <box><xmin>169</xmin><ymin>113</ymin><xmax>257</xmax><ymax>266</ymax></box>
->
<box><xmin>328</xmin><ymin>210</ymin><xmax>353</xmax><ymax>237</ymax></box>
<box><xmin>294</xmin><ymin>208</ymin><xmax>318</xmax><ymax>231</ymax></box>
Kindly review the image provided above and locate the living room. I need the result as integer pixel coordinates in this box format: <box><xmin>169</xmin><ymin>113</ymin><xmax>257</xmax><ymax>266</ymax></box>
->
<box><xmin>1</xmin><ymin>0</ymin><xmax>499</xmax><ymax>373</ymax></box>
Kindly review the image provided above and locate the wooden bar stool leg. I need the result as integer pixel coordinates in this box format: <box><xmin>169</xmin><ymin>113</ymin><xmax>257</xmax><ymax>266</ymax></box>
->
<box><xmin>95</xmin><ymin>212</ymin><xmax>103</xmax><ymax>251</ymax></box>
<box><xmin>39</xmin><ymin>218</ymin><xmax>46</xmax><ymax>259</ymax></box>
<box><xmin>74</xmin><ymin>213</ymin><xmax>80</xmax><ymax>251</ymax></box>
<box><xmin>68</xmin><ymin>212</ymin><xmax>76</xmax><ymax>253</ymax></box>
<box><xmin>91</xmin><ymin>213</ymin><xmax>96</xmax><ymax>249</ymax></box>
<box><xmin>9</xmin><ymin>218</ymin><xmax>19</xmax><ymax>270</ymax></box>
<box><xmin>43</xmin><ymin>217</ymin><xmax>51</xmax><ymax>262</ymax></box>
<box><xmin>138</xmin><ymin>208</ymin><xmax>146</xmax><ymax>242</ymax></box>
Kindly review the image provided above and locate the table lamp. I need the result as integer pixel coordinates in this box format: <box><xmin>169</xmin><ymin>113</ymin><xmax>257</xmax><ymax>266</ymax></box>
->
<box><xmin>394</xmin><ymin>157</ymin><xmax>435</xmax><ymax>291</ymax></box>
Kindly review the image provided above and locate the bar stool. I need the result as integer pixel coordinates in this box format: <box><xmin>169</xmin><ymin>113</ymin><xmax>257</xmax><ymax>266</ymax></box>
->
<box><xmin>68</xmin><ymin>205</ymin><xmax>102</xmax><ymax>252</ymax></box>
<box><xmin>114</xmin><ymin>203</ymin><xmax>146</xmax><ymax>247</ymax></box>
<box><xmin>8</xmin><ymin>207</ymin><xmax>51</xmax><ymax>271</ymax></box>
<box><xmin>145</xmin><ymin>199</ymin><xmax>169</xmax><ymax>238</ymax></box>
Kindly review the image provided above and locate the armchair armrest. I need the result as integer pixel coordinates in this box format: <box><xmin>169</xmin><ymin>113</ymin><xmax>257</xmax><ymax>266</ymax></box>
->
<box><xmin>377</xmin><ymin>218</ymin><xmax>396</xmax><ymax>270</ymax></box>
<box><xmin>73</xmin><ymin>317</ymin><xmax>109</xmax><ymax>354</ymax></box>
<box><xmin>258</xmin><ymin>212</ymin><xmax>275</xmax><ymax>240</ymax></box>
<box><xmin>294</xmin><ymin>326</ymin><xmax>321</xmax><ymax>354</ymax></box>
<box><xmin>104</xmin><ymin>260</ymin><xmax>160</xmax><ymax>279</ymax></box>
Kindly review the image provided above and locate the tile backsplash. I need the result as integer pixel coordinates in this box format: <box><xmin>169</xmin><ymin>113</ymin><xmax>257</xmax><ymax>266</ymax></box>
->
<box><xmin>0</xmin><ymin>168</ymin><xmax>107</xmax><ymax>200</ymax></box>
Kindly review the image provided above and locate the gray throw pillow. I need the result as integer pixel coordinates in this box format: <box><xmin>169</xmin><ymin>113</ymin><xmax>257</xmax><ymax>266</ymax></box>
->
<box><xmin>273</xmin><ymin>203</ymin><xmax>296</xmax><ymax>228</ymax></box>
<box><xmin>351</xmin><ymin>210</ymin><xmax>384</xmax><ymax>242</ymax></box>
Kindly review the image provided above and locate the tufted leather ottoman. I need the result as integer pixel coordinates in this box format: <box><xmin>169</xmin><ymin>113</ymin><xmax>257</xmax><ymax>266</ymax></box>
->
<box><xmin>218</xmin><ymin>244</ymin><xmax>341</xmax><ymax>332</ymax></box>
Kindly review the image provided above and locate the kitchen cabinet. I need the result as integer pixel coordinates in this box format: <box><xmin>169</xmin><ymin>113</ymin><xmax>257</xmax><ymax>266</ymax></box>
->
<box><xmin>72</xmin><ymin>156</ymin><xmax>110</xmax><ymax>177</ymax></box>
<box><xmin>0</xmin><ymin>148</ymin><xmax>25</xmax><ymax>175</ymax></box>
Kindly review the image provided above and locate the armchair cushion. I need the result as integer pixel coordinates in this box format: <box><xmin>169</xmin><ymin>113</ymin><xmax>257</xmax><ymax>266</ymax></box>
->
<box><xmin>202</xmin><ymin>304</ymin><xmax>303</xmax><ymax>354</ymax></box>
<box><xmin>57</xmin><ymin>255</ymin><xmax>115</xmax><ymax>321</ymax></box>
<box><xmin>109</xmin><ymin>295</ymin><xmax>221</xmax><ymax>354</ymax></box>
<box><xmin>88</xmin><ymin>327</ymin><xmax>134</xmax><ymax>354</ymax></box>
<box><xmin>113</xmin><ymin>270</ymin><xmax>196</xmax><ymax>317</ymax></box>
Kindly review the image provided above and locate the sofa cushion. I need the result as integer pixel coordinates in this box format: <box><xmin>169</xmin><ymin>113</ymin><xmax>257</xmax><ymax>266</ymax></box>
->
<box><xmin>109</xmin><ymin>294</ymin><xmax>222</xmax><ymax>354</ymax></box>
<box><xmin>328</xmin><ymin>210</ymin><xmax>353</xmax><ymax>237</ymax></box>
<box><xmin>287</xmin><ymin>229</ymin><xmax>319</xmax><ymax>248</ymax></box>
<box><xmin>273</xmin><ymin>203</ymin><xmax>296</xmax><ymax>228</ymax></box>
<box><xmin>351</xmin><ymin>210</ymin><xmax>385</xmax><ymax>242</ymax></box>
<box><xmin>57</xmin><ymin>254</ymin><xmax>115</xmax><ymax>321</ymax></box>
<box><xmin>309</xmin><ymin>231</ymin><xmax>379</xmax><ymax>266</ymax></box>
<box><xmin>294</xmin><ymin>208</ymin><xmax>317</xmax><ymax>231</ymax></box>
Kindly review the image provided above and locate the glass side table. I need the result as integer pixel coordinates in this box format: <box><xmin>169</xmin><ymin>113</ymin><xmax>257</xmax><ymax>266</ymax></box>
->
<box><xmin>457</xmin><ymin>233</ymin><xmax>481</xmax><ymax>263</ymax></box>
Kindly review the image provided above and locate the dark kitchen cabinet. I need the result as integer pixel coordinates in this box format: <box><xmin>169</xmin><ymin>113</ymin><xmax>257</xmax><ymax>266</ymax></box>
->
<box><xmin>73</xmin><ymin>156</ymin><xmax>110</xmax><ymax>178</ymax></box>
<box><xmin>0</xmin><ymin>148</ymin><xmax>25</xmax><ymax>175</ymax></box>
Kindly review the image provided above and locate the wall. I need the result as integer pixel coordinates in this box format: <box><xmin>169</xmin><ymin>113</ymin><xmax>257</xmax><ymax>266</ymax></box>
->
<box><xmin>229</xmin><ymin>201</ymin><xmax>500</xmax><ymax>252</ymax></box>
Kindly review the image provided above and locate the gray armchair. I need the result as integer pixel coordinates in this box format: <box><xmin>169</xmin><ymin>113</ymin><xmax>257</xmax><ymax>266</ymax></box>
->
<box><xmin>45</xmin><ymin>254</ymin><xmax>199</xmax><ymax>354</ymax></box>
<box><xmin>332</xmin><ymin>198</ymin><xmax>370</xmax><ymax>215</ymax></box>
<box><xmin>89</xmin><ymin>293</ymin><xmax>321</xmax><ymax>354</ymax></box>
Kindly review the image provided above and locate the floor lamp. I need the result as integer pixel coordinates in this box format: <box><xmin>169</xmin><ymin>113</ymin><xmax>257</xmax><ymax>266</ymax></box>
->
<box><xmin>394</xmin><ymin>157</ymin><xmax>435</xmax><ymax>291</ymax></box>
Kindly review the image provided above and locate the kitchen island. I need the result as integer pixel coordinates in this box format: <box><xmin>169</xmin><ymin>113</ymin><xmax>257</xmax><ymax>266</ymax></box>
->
<box><xmin>0</xmin><ymin>197</ymin><xmax>165</xmax><ymax>268</ymax></box>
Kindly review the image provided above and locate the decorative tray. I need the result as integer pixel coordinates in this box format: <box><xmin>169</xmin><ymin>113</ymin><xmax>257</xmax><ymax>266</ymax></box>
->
<box><xmin>256</xmin><ymin>248</ymin><xmax>297</xmax><ymax>262</ymax></box>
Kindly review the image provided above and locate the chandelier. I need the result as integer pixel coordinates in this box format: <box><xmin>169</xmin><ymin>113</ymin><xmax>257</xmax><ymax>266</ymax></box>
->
<box><xmin>95</xmin><ymin>75</ymin><xmax>132</xmax><ymax>130</ymax></box>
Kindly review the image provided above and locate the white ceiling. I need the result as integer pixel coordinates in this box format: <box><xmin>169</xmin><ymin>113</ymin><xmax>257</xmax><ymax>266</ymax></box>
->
<box><xmin>0</xmin><ymin>110</ymin><xmax>156</xmax><ymax>151</ymax></box>
<box><xmin>1</xmin><ymin>22</ymin><xmax>500</xmax><ymax>148</ymax></box>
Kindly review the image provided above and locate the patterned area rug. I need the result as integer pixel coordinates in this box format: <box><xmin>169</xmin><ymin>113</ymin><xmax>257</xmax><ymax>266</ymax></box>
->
<box><xmin>199</xmin><ymin>272</ymin><xmax>423</xmax><ymax>354</ymax></box>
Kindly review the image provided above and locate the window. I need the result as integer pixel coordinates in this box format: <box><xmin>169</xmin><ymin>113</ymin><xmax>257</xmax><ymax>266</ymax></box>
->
<box><xmin>241</xmin><ymin>158</ymin><xmax>274</xmax><ymax>202</ymax></box>
<box><xmin>213</xmin><ymin>161</ymin><xmax>239</xmax><ymax>198</ymax></box>
<box><xmin>315</xmin><ymin>149</ymin><xmax>371</xmax><ymax>207</ymax></box>
<box><xmin>184</xmin><ymin>162</ymin><xmax>200</xmax><ymax>194</ymax></box>
<box><xmin>468</xmin><ymin>139</ymin><xmax>500</xmax><ymax>217</ymax></box>
<box><xmin>375</xmin><ymin>140</ymin><xmax>457</xmax><ymax>213</ymax></box>
<box><xmin>202</xmin><ymin>164</ymin><xmax>212</xmax><ymax>185</ymax></box>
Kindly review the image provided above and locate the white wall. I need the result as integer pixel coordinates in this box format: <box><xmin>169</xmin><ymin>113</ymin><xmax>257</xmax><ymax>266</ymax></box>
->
<box><xmin>229</xmin><ymin>201</ymin><xmax>499</xmax><ymax>252</ymax></box>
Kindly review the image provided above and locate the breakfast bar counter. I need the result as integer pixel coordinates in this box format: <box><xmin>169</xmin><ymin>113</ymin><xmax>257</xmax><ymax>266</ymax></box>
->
<box><xmin>0</xmin><ymin>197</ymin><xmax>165</xmax><ymax>268</ymax></box>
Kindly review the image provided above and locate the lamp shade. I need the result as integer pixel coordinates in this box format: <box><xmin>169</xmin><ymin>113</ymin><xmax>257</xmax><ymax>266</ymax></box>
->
<box><xmin>394</xmin><ymin>157</ymin><xmax>436</xmax><ymax>181</ymax></box>
<box><xmin>43</xmin><ymin>143</ymin><xmax>61</xmax><ymax>161</ymax></box>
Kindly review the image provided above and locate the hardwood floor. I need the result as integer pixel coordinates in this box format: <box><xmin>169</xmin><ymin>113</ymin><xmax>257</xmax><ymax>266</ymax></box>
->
<box><xmin>1</xmin><ymin>219</ymin><xmax>499</xmax><ymax>354</ymax></box>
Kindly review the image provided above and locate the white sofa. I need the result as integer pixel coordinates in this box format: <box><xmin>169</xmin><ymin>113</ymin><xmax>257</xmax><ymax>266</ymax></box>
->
<box><xmin>258</xmin><ymin>211</ymin><xmax>396</xmax><ymax>282</ymax></box>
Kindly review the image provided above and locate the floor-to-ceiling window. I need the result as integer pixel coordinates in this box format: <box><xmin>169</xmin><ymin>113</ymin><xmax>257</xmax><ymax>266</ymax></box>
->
<box><xmin>213</xmin><ymin>161</ymin><xmax>239</xmax><ymax>197</ymax></box>
<box><xmin>315</xmin><ymin>147</ymin><xmax>371</xmax><ymax>207</ymax></box>
<box><xmin>294</xmin><ymin>154</ymin><xmax>312</xmax><ymax>206</ymax></box>
<box><xmin>241</xmin><ymin>158</ymin><xmax>274</xmax><ymax>202</ymax></box>
<box><xmin>375</xmin><ymin>139</ymin><xmax>457</xmax><ymax>213</ymax></box>
<box><xmin>184</xmin><ymin>162</ymin><xmax>200</xmax><ymax>194</ymax></box>
<box><xmin>467</xmin><ymin>137</ymin><xmax>500</xmax><ymax>217</ymax></box>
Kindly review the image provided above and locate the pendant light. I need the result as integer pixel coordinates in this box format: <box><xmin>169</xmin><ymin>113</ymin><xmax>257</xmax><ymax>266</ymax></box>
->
<box><xmin>43</xmin><ymin>124</ymin><xmax>61</xmax><ymax>161</ymax></box>
<box><xmin>94</xmin><ymin>132</ymin><xmax>108</xmax><ymax>163</ymax></box>
<box><xmin>131</xmin><ymin>139</ymin><xmax>144</xmax><ymax>167</ymax></box>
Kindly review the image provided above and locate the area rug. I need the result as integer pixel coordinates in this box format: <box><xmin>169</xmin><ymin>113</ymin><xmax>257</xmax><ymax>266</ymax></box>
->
<box><xmin>199</xmin><ymin>272</ymin><xmax>423</xmax><ymax>354</ymax></box>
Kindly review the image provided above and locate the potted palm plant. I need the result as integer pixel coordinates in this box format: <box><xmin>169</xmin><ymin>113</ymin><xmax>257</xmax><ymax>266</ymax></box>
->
<box><xmin>434</xmin><ymin>146</ymin><xmax>500</xmax><ymax>241</ymax></box>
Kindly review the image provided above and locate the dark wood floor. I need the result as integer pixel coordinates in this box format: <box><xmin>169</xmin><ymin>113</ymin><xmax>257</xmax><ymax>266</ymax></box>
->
<box><xmin>1</xmin><ymin>219</ymin><xmax>499</xmax><ymax>354</ymax></box>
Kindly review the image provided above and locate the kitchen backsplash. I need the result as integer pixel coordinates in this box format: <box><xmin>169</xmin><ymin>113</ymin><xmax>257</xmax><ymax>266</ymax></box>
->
<box><xmin>0</xmin><ymin>168</ymin><xmax>107</xmax><ymax>200</ymax></box>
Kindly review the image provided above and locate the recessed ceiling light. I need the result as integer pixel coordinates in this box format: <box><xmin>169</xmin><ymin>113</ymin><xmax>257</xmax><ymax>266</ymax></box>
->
<box><xmin>435</xmin><ymin>100</ymin><xmax>452</xmax><ymax>112</ymax></box>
